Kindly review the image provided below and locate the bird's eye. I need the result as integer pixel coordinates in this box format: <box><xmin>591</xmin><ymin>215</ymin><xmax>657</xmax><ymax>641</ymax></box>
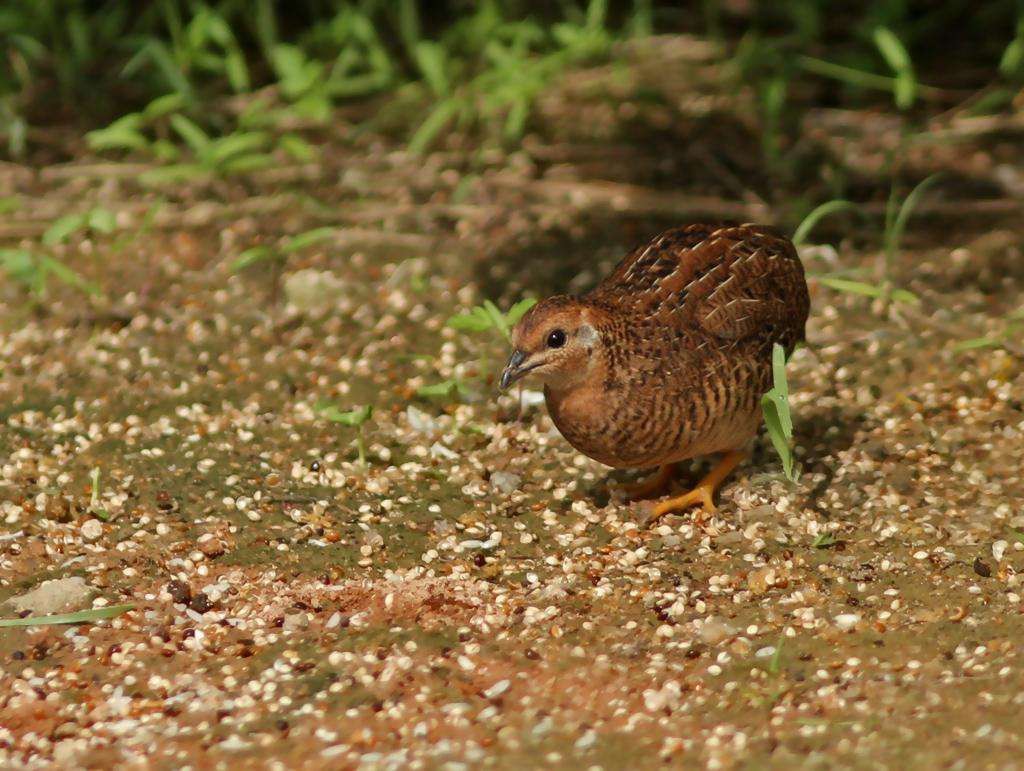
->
<box><xmin>546</xmin><ymin>329</ymin><xmax>567</xmax><ymax>349</ymax></box>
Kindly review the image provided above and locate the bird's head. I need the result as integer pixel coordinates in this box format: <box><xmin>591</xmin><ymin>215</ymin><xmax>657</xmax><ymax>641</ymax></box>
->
<box><xmin>500</xmin><ymin>296</ymin><xmax>601</xmax><ymax>391</ymax></box>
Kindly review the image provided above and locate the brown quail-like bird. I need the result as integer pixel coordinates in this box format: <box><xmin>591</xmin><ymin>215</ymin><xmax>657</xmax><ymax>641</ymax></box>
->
<box><xmin>499</xmin><ymin>223</ymin><xmax>810</xmax><ymax>524</ymax></box>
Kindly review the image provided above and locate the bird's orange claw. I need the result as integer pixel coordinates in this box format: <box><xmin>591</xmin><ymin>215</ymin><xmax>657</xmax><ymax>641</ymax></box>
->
<box><xmin>644</xmin><ymin>450</ymin><xmax>744</xmax><ymax>527</ymax></box>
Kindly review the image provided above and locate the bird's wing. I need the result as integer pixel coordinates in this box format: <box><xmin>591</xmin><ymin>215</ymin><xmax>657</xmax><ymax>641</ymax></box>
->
<box><xmin>589</xmin><ymin>224</ymin><xmax>808</xmax><ymax>345</ymax></box>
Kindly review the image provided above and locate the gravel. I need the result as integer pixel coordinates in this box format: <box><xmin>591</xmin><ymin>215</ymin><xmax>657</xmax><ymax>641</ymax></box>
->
<box><xmin>0</xmin><ymin>41</ymin><xmax>1023</xmax><ymax>769</ymax></box>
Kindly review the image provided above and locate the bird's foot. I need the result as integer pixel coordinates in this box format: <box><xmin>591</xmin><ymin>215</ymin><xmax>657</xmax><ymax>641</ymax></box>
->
<box><xmin>618</xmin><ymin>464</ymin><xmax>677</xmax><ymax>500</ymax></box>
<box><xmin>643</xmin><ymin>485</ymin><xmax>717</xmax><ymax>527</ymax></box>
<box><xmin>643</xmin><ymin>450</ymin><xmax>745</xmax><ymax>527</ymax></box>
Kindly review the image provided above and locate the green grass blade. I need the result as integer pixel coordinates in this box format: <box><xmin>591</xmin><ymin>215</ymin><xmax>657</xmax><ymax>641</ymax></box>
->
<box><xmin>895</xmin><ymin>72</ymin><xmax>915</xmax><ymax>110</ymax></box>
<box><xmin>86</xmin><ymin>124</ymin><xmax>150</xmax><ymax>153</ymax></box>
<box><xmin>412</xmin><ymin>41</ymin><xmax>450</xmax><ymax>97</ymax></box>
<box><xmin>207</xmin><ymin>131</ymin><xmax>270</xmax><ymax>165</ymax></box>
<box><xmin>885</xmin><ymin>173</ymin><xmax>942</xmax><ymax>267</ymax></box>
<box><xmin>417</xmin><ymin>380</ymin><xmax>459</xmax><ymax>398</ymax></box>
<box><xmin>586</xmin><ymin>0</ymin><xmax>609</xmax><ymax>30</ymax></box>
<box><xmin>506</xmin><ymin>297</ymin><xmax>537</xmax><ymax>325</ymax></box>
<box><xmin>797</xmin><ymin>55</ymin><xmax>902</xmax><ymax>93</ymax></box>
<box><xmin>42</xmin><ymin>213</ymin><xmax>87</xmax><ymax>245</ymax></box>
<box><xmin>150</xmin><ymin>140</ymin><xmax>181</xmax><ymax>162</ymax></box>
<box><xmin>409</xmin><ymin>98</ymin><xmax>460</xmax><ymax>155</ymax></box>
<box><xmin>953</xmin><ymin>337</ymin><xmax>1004</xmax><ymax>352</ymax></box>
<box><xmin>143</xmin><ymin>93</ymin><xmax>187</xmax><ymax>120</ymax></box>
<box><xmin>292</xmin><ymin>93</ymin><xmax>332</xmax><ymax>123</ymax></box>
<box><xmin>271</xmin><ymin>44</ymin><xmax>321</xmax><ymax>98</ymax></box>
<box><xmin>0</xmin><ymin>604</ymin><xmax>134</xmax><ymax>628</ymax></box>
<box><xmin>2</xmin><ymin>111</ymin><xmax>25</xmax><ymax>158</ymax></box>
<box><xmin>230</xmin><ymin>246</ymin><xmax>275</xmax><ymax>272</ymax></box>
<box><xmin>282</xmin><ymin>227</ymin><xmax>336</xmax><ymax>253</ymax></box>
<box><xmin>254</xmin><ymin>0</ymin><xmax>279</xmax><ymax>55</ymax></box>
<box><xmin>482</xmin><ymin>300</ymin><xmax>510</xmax><ymax>340</ymax></box>
<box><xmin>0</xmin><ymin>248</ymin><xmax>39</xmax><ymax>289</ymax></box>
<box><xmin>125</xmin><ymin>39</ymin><xmax>193</xmax><ymax>99</ymax></box>
<box><xmin>316</xmin><ymin>401</ymin><xmax>373</xmax><ymax>426</ymax></box>
<box><xmin>793</xmin><ymin>200</ymin><xmax>857</xmax><ymax>246</ymax></box>
<box><xmin>811</xmin><ymin>532</ymin><xmax>837</xmax><ymax>549</ymax></box>
<box><xmin>139</xmin><ymin>164</ymin><xmax>209</xmax><ymax>185</ymax></box>
<box><xmin>762</xmin><ymin>395</ymin><xmax>795</xmax><ymax>480</ymax></box>
<box><xmin>448</xmin><ymin>307</ymin><xmax>493</xmax><ymax>332</ymax></box>
<box><xmin>889</xmin><ymin>287</ymin><xmax>920</xmax><ymax>305</ymax></box>
<box><xmin>103</xmin><ymin>113</ymin><xmax>145</xmax><ymax>133</ymax></box>
<box><xmin>225</xmin><ymin>49</ymin><xmax>251</xmax><ymax>93</ymax></box>
<box><xmin>87</xmin><ymin>208</ymin><xmax>117</xmax><ymax>234</ymax></box>
<box><xmin>761</xmin><ymin>343</ymin><xmax>796</xmax><ymax>481</ymax></box>
<box><xmin>278</xmin><ymin>133</ymin><xmax>316</xmax><ymax>162</ymax></box>
<box><xmin>220</xmin><ymin>154</ymin><xmax>275</xmax><ymax>174</ymax></box>
<box><xmin>169</xmin><ymin>114</ymin><xmax>211</xmax><ymax>155</ymax></box>
<box><xmin>397</xmin><ymin>0</ymin><xmax>421</xmax><ymax>49</ymax></box>
<box><xmin>873</xmin><ymin>27</ymin><xmax>916</xmax><ymax>109</ymax></box>
<box><xmin>771</xmin><ymin>343</ymin><xmax>789</xmax><ymax>406</ymax></box>
<box><xmin>876</xmin><ymin>28</ymin><xmax>912</xmax><ymax>70</ymax></box>
<box><xmin>1001</xmin><ymin>37</ymin><xmax>1024</xmax><ymax>79</ymax></box>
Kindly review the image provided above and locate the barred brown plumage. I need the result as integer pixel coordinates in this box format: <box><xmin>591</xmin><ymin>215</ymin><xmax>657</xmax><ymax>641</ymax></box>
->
<box><xmin>500</xmin><ymin>223</ymin><xmax>810</xmax><ymax>524</ymax></box>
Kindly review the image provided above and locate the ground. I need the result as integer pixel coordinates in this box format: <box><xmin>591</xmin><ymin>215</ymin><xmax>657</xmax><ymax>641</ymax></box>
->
<box><xmin>1</xmin><ymin>37</ymin><xmax>1024</xmax><ymax>769</ymax></box>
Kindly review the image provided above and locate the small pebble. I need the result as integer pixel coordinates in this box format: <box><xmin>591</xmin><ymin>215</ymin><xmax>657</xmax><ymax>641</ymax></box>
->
<box><xmin>835</xmin><ymin>613</ymin><xmax>860</xmax><ymax>631</ymax></box>
<box><xmin>489</xmin><ymin>471</ymin><xmax>522</xmax><ymax>494</ymax></box>
<box><xmin>81</xmin><ymin>519</ymin><xmax>103</xmax><ymax>541</ymax></box>
<box><xmin>992</xmin><ymin>540</ymin><xmax>1008</xmax><ymax>562</ymax></box>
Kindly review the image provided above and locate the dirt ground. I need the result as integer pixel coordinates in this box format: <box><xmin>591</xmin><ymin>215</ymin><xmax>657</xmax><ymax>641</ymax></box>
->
<box><xmin>1</xmin><ymin>37</ymin><xmax>1023</xmax><ymax>769</ymax></box>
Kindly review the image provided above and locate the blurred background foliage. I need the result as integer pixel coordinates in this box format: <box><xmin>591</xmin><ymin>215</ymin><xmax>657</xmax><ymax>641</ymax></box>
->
<box><xmin>1</xmin><ymin>0</ymin><xmax>1023</xmax><ymax>164</ymax></box>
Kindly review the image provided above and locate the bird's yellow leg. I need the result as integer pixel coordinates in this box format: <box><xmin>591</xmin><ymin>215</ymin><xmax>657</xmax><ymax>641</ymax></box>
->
<box><xmin>619</xmin><ymin>464</ymin><xmax>677</xmax><ymax>499</ymax></box>
<box><xmin>645</xmin><ymin>450</ymin><xmax>745</xmax><ymax>526</ymax></box>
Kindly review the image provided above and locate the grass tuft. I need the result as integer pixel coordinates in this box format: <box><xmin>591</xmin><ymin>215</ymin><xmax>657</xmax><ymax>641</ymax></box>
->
<box><xmin>316</xmin><ymin>402</ymin><xmax>374</xmax><ymax>466</ymax></box>
<box><xmin>872</xmin><ymin>27</ymin><xmax>917</xmax><ymax>110</ymax></box>
<box><xmin>761</xmin><ymin>343</ymin><xmax>797</xmax><ymax>482</ymax></box>
<box><xmin>448</xmin><ymin>298</ymin><xmax>536</xmax><ymax>343</ymax></box>
<box><xmin>884</xmin><ymin>173</ymin><xmax>942</xmax><ymax>276</ymax></box>
<box><xmin>811</xmin><ymin>532</ymin><xmax>838</xmax><ymax>549</ymax></box>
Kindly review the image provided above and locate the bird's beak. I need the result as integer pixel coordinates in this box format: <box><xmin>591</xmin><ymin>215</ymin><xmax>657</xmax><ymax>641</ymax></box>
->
<box><xmin>499</xmin><ymin>349</ymin><xmax>528</xmax><ymax>390</ymax></box>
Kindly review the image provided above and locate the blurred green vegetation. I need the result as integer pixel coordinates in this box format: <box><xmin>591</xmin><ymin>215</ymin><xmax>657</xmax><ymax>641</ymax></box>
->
<box><xmin>0</xmin><ymin>1</ymin><xmax>1022</xmax><ymax>162</ymax></box>
<box><xmin>0</xmin><ymin>0</ymin><xmax>647</xmax><ymax>160</ymax></box>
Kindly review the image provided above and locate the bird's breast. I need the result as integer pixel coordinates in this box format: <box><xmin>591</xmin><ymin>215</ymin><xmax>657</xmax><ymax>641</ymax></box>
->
<box><xmin>544</xmin><ymin>382</ymin><xmax>660</xmax><ymax>468</ymax></box>
<box><xmin>543</xmin><ymin>347</ymin><xmax>765</xmax><ymax>469</ymax></box>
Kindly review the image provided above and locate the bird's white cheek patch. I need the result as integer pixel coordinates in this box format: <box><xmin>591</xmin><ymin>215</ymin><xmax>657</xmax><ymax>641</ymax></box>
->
<box><xmin>578</xmin><ymin>324</ymin><xmax>598</xmax><ymax>346</ymax></box>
